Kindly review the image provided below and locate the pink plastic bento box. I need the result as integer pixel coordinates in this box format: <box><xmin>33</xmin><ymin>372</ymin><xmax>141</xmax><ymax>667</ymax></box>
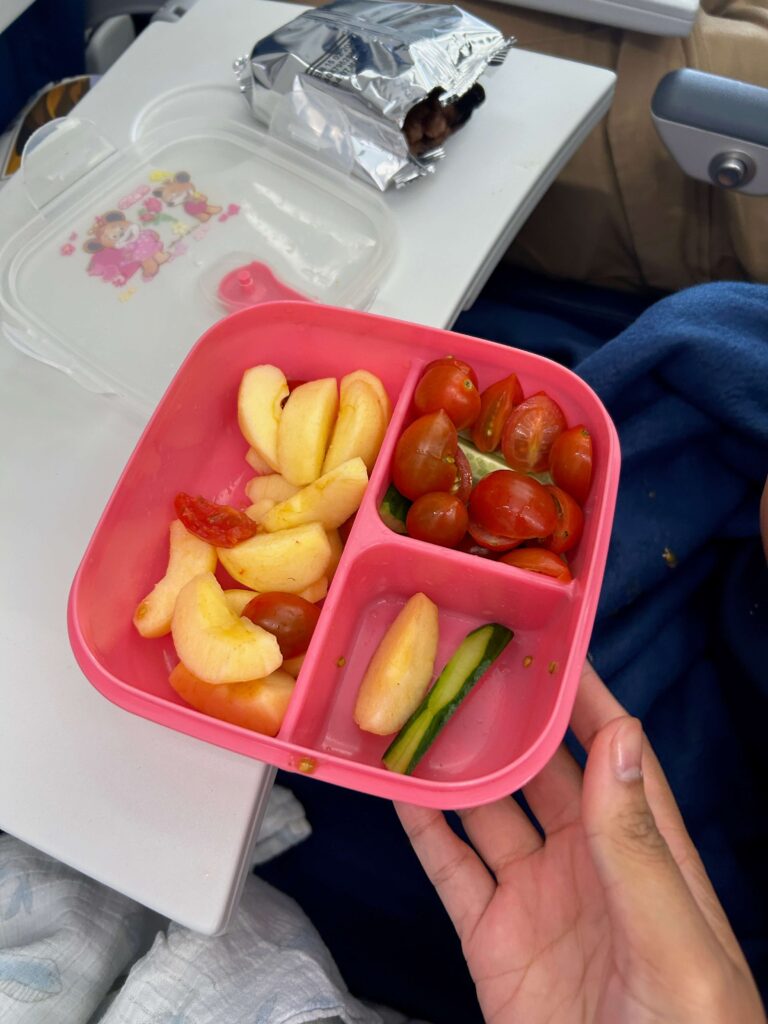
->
<box><xmin>68</xmin><ymin>302</ymin><xmax>620</xmax><ymax>809</ymax></box>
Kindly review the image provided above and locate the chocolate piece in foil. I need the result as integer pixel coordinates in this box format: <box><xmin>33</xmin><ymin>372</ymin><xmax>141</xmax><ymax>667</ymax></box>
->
<box><xmin>235</xmin><ymin>0</ymin><xmax>513</xmax><ymax>190</ymax></box>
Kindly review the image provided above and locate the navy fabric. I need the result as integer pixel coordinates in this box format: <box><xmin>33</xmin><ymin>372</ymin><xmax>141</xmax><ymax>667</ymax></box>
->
<box><xmin>0</xmin><ymin>0</ymin><xmax>85</xmax><ymax>132</ymax></box>
<box><xmin>259</xmin><ymin>282</ymin><xmax>768</xmax><ymax>1021</ymax></box>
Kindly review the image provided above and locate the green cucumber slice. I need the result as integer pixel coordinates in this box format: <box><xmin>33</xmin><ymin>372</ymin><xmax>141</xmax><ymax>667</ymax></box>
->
<box><xmin>379</xmin><ymin>484</ymin><xmax>412</xmax><ymax>534</ymax></box>
<box><xmin>383</xmin><ymin>622</ymin><xmax>514</xmax><ymax>775</ymax></box>
<box><xmin>458</xmin><ymin>437</ymin><xmax>553</xmax><ymax>486</ymax></box>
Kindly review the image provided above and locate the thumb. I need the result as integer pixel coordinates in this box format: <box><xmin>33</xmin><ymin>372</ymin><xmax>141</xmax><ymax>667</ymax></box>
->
<box><xmin>582</xmin><ymin>716</ymin><xmax>720</xmax><ymax>968</ymax></box>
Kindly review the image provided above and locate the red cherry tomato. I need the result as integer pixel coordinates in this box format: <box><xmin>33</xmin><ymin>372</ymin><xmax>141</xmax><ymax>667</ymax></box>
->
<box><xmin>423</xmin><ymin>356</ymin><xmax>479</xmax><ymax>389</ymax></box>
<box><xmin>174</xmin><ymin>493</ymin><xmax>259</xmax><ymax>547</ymax></box>
<box><xmin>414</xmin><ymin>364</ymin><xmax>481</xmax><ymax>430</ymax></box>
<box><xmin>466</xmin><ymin>518</ymin><xmax>521</xmax><ymax>552</ymax></box>
<box><xmin>499</xmin><ymin>549</ymin><xmax>572</xmax><ymax>583</ymax></box>
<box><xmin>471</xmin><ymin>374</ymin><xmax>524</xmax><ymax>453</ymax></box>
<box><xmin>455</xmin><ymin>533</ymin><xmax>499</xmax><ymax>558</ymax></box>
<box><xmin>392</xmin><ymin>411</ymin><xmax>458</xmax><ymax>501</ymax></box>
<box><xmin>543</xmin><ymin>485</ymin><xmax>584</xmax><ymax>554</ymax></box>
<box><xmin>452</xmin><ymin>446</ymin><xmax>473</xmax><ymax>503</ymax></box>
<box><xmin>501</xmin><ymin>394</ymin><xmax>567</xmax><ymax>474</ymax></box>
<box><xmin>469</xmin><ymin>470</ymin><xmax>557</xmax><ymax>541</ymax></box>
<box><xmin>241</xmin><ymin>592</ymin><xmax>321</xmax><ymax>658</ymax></box>
<box><xmin>406</xmin><ymin>492</ymin><xmax>469</xmax><ymax>548</ymax></box>
<box><xmin>549</xmin><ymin>425</ymin><xmax>593</xmax><ymax>505</ymax></box>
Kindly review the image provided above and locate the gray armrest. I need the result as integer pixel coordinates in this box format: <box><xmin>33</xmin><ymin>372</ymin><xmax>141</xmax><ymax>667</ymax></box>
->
<box><xmin>651</xmin><ymin>69</ymin><xmax>768</xmax><ymax>195</ymax></box>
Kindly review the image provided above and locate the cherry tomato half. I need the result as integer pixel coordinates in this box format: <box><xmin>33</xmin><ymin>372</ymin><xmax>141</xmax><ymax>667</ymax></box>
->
<box><xmin>423</xmin><ymin>356</ymin><xmax>479</xmax><ymax>389</ymax></box>
<box><xmin>543</xmin><ymin>485</ymin><xmax>584</xmax><ymax>554</ymax></box>
<box><xmin>549</xmin><ymin>425</ymin><xmax>593</xmax><ymax>505</ymax></box>
<box><xmin>242</xmin><ymin>592</ymin><xmax>321</xmax><ymax>658</ymax></box>
<box><xmin>501</xmin><ymin>394</ymin><xmax>567</xmax><ymax>474</ymax></box>
<box><xmin>406</xmin><ymin>492</ymin><xmax>469</xmax><ymax>548</ymax></box>
<box><xmin>471</xmin><ymin>373</ymin><xmax>524</xmax><ymax>453</ymax></box>
<box><xmin>414</xmin><ymin>364</ymin><xmax>481</xmax><ymax>430</ymax></box>
<box><xmin>452</xmin><ymin>445</ymin><xmax>473</xmax><ymax>504</ymax></box>
<box><xmin>468</xmin><ymin>470</ymin><xmax>557</xmax><ymax>541</ymax></box>
<box><xmin>466</xmin><ymin>518</ymin><xmax>521</xmax><ymax>552</ymax></box>
<box><xmin>174</xmin><ymin>492</ymin><xmax>259</xmax><ymax>547</ymax></box>
<box><xmin>499</xmin><ymin>549</ymin><xmax>572</xmax><ymax>582</ymax></box>
<box><xmin>392</xmin><ymin>410</ymin><xmax>458</xmax><ymax>501</ymax></box>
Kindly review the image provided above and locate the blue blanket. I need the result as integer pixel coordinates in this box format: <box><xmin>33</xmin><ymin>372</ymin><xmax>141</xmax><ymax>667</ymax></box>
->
<box><xmin>260</xmin><ymin>282</ymin><xmax>768</xmax><ymax>1020</ymax></box>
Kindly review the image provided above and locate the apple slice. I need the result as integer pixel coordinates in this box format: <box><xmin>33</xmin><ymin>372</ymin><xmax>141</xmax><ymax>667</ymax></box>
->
<box><xmin>322</xmin><ymin>378</ymin><xmax>388</xmax><ymax>474</ymax></box>
<box><xmin>133</xmin><ymin>520</ymin><xmax>217</xmax><ymax>638</ymax></box>
<box><xmin>244</xmin><ymin>499</ymin><xmax>275</xmax><ymax>525</ymax></box>
<box><xmin>169</xmin><ymin>662</ymin><xmax>294</xmax><ymax>736</ymax></box>
<box><xmin>245</xmin><ymin>474</ymin><xmax>300</xmax><ymax>505</ymax></box>
<box><xmin>282</xmin><ymin>653</ymin><xmax>305</xmax><ymax>678</ymax></box>
<box><xmin>238</xmin><ymin>365</ymin><xmax>289</xmax><ymax>472</ymax></box>
<box><xmin>326</xmin><ymin>528</ymin><xmax>343</xmax><ymax>581</ymax></box>
<box><xmin>217</xmin><ymin>523</ymin><xmax>331</xmax><ymax>594</ymax></box>
<box><xmin>245</xmin><ymin>447</ymin><xmax>274</xmax><ymax>475</ymax></box>
<box><xmin>261</xmin><ymin>458</ymin><xmax>368</xmax><ymax>533</ymax></box>
<box><xmin>354</xmin><ymin>592</ymin><xmax>439</xmax><ymax>735</ymax></box>
<box><xmin>342</xmin><ymin>369</ymin><xmax>392</xmax><ymax>422</ymax></box>
<box><xmin>277</xmin><ymin>378</ymin><xmax>338</xmax><ymax>485</ymax></box>
<box><xmin>171</xmin><ymin>573</ymin><xmax>282</xmax><ymax>684</ymax></box>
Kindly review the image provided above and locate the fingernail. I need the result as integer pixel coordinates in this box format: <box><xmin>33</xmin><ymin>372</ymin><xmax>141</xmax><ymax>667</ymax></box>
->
<box><xmin>612</xmin><ymin>718</ymin><xmax>644</xmax><ymax>782</ymax></box>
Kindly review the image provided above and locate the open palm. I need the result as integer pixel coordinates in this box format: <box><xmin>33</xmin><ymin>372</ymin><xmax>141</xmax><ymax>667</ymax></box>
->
<box><xmin>397</xmin><ymin>664</ymin><xmax>764</xmax><ymax>1024</ymax></box>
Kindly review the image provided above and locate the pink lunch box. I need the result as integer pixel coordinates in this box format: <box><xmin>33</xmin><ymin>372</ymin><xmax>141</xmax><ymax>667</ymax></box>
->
<box><xmin>68</xmin><ymin>301</ymin><xmax>620</xmax><ymax>809</ymax></box>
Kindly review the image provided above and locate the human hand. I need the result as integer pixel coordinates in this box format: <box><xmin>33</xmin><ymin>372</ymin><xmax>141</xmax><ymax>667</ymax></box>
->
<box><xmin>396</xmin><ymin>662</ymin><xmax>765</xmax><ymax>1023</ymax></box>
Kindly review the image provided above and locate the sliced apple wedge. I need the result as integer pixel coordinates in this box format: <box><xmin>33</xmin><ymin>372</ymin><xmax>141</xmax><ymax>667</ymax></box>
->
<box><xmin>299</xmin><ymin>575</ymin><xmax>328</xmax><ymax>603</ymax></box>
<box><xmin>354</xmin><ymin>592</ymin><xmax>439</xmax><ymax>735</ymax></box>
<box><xmin>326</xmin><ymin>528</ymin><xmax>343</xmax><ymax>581</ymax></box>
<box><xmin>171</xmin><ymin>573</ymin><xmax>283</xmax><ymax>684</ymax></box>
<box><xmin>245</xmin><ymin>447</ymin><xmax>274</xmax><ymax>475</ymax></box>
<box><xmin>342</xmin><ymin>369</ymin><xmax>392</xmax><ymax>422</ymax></box>
<box><xmin>277</xmin><ymin>378</ymin><xmax>338</xmax><ymax>485</ymax></box>
<box><xmin>169</xmin><ymin>662</ymin><xmax>295</xmax><ymax>736</ymax></box>
<box><xmin>282</xmin><ymin>653</ymin><xmax>305</xmax><ymax>679</ymax></box>
<box><xmin>238</xmin><ymin>365</ymin><xmax>289</xmax><ymax>472</ymax></box>
<box><xmin>261</xmin><ymin>458</ymin><xmax>368</xmax><ymax>533</ymax></box>
<box><xmin>244</xmin><ymin>499</ymin><xmax>275</xmax><ymax>525</ymax></box>
<box><xmin>217</xmin><ymin>523</ymin><xmax>331</xmax><ymax>594</ymax></box>
<box><xmin>322</xmin><ymin>378</ymin><xmax>388</xmax><ymax>474</ymax></box>
<box><xmin>245</xmin><ymin>474</ymin><xmax>300</xmax><ymax>505</ymax></box>
<box><xmin>133</xmin><ymin>520</ymin><xmax>217</xmax><ymax>638</ymax></box>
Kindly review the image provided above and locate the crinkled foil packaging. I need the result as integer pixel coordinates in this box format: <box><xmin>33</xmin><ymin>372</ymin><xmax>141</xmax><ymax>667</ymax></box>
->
<box><xmin>235</xmin><ymin>0</ymin><xmax>513</xmax><ymax>190</ymax></box>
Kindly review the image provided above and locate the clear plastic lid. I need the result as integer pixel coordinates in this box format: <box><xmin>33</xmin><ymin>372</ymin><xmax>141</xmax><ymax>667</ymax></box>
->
<box><xmin>0</xmin><ymin>116</ymin><xmax>395</xmax><ymax>414</ymax></box>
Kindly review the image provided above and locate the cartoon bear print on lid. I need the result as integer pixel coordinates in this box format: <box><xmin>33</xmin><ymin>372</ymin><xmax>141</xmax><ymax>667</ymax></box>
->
<box><xmin>153</xmin><ymin>172</ymin><xmax>222</xmax><ymax>223</ymax></box>
<box><xmin>84</xmin><ymin>211</ymin><xmax>170</xmax><ymax>286</ymax></box>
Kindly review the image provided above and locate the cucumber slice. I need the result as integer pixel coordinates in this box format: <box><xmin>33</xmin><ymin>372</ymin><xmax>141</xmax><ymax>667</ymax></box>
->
<box><xmin>383</xmin><ymin>622</ymin><xmax>514</xmax><ymax>775</ymax></box>
<box><xmin>379</xmin><ymin>483</ymin><xmax>411</xmax><ymax>535</ymax></box>
<box><xmin>457</xmin><ymin>437</ymin><xmax>553</xmax><ymax>486</ymax></box>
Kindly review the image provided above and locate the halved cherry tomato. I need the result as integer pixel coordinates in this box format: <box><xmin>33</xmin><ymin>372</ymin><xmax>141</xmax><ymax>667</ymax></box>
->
<box><xmin>174</xmin><ymin>493</ymin><xmax>259</xmax><ymax>547</ymax></box>
<box><xmin>501</xmin><ymin>394</ymin><xmax>567</xmax><ymax>473</ymax></box>
<box><xmin>471</xmin><ymin>373</ymin><xmax>524</xmax><ymax>453</ymax></box>
<box><xmin>414</xmin><ymin>364</ymin><xmax>481</xmax><ymax>430</ymax></box>
<box><xmin>469</xmin><ymin>470</ymin><xmax>557</xmax><ymax>541</ymax></box>
<box><xmin>423</xmin><ymin>356</ymin><xmax>479</xmax><ymax>389</ymax></box>
<box><xmin>499</xmin><ymin>548</ymin><xmax>572</xmax><ymax>583</ymax></box>
<box><xmin>543</xmin><ymin>485</ymin><xmax>584</xmax><ymax>554</ymax></box>
<box><xmin>452</xmin><ymin>446</ymin><xmax>473</xmax><ymax>503</ymax></box>
<box><xmin>549</xmin><ymin>425</ymin><xmax>593</xmax><ymax>505</ymax></box>
<box><xmin>406</xmin><ymin>492</ymin><xmax>469</xmax><ymax>548</ymax></box>
<box><xmin>242</xmin><ymin>592</ymin><xmax>321</xmax><ymax>658</ymax></box>
<box><xmin>466</xmin><ymin>518</ymin><xmax>521</xmax><ymax>552</ymax></box>
<box><xmin>392</xmin><ymin>410</ymin><xmax>458</xmax><ymax>500</ymax></box>
<box><xmin>456</xmin><ymin>533</ymin><xmax>499</xmax><ymax>558</ymax></box>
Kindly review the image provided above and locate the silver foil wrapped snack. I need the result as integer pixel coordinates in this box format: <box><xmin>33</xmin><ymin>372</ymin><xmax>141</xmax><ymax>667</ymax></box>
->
<box><xmin>235</xmin><ymin>0</ymin><xmax>513</xmax><ymax>190</ymax></box>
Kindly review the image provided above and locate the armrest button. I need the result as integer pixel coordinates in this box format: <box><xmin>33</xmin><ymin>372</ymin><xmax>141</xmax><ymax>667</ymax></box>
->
<box><xmin>709</xmin><ymin>152</ymin><xmax>755</xmax><ymax>189</ymax></box>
